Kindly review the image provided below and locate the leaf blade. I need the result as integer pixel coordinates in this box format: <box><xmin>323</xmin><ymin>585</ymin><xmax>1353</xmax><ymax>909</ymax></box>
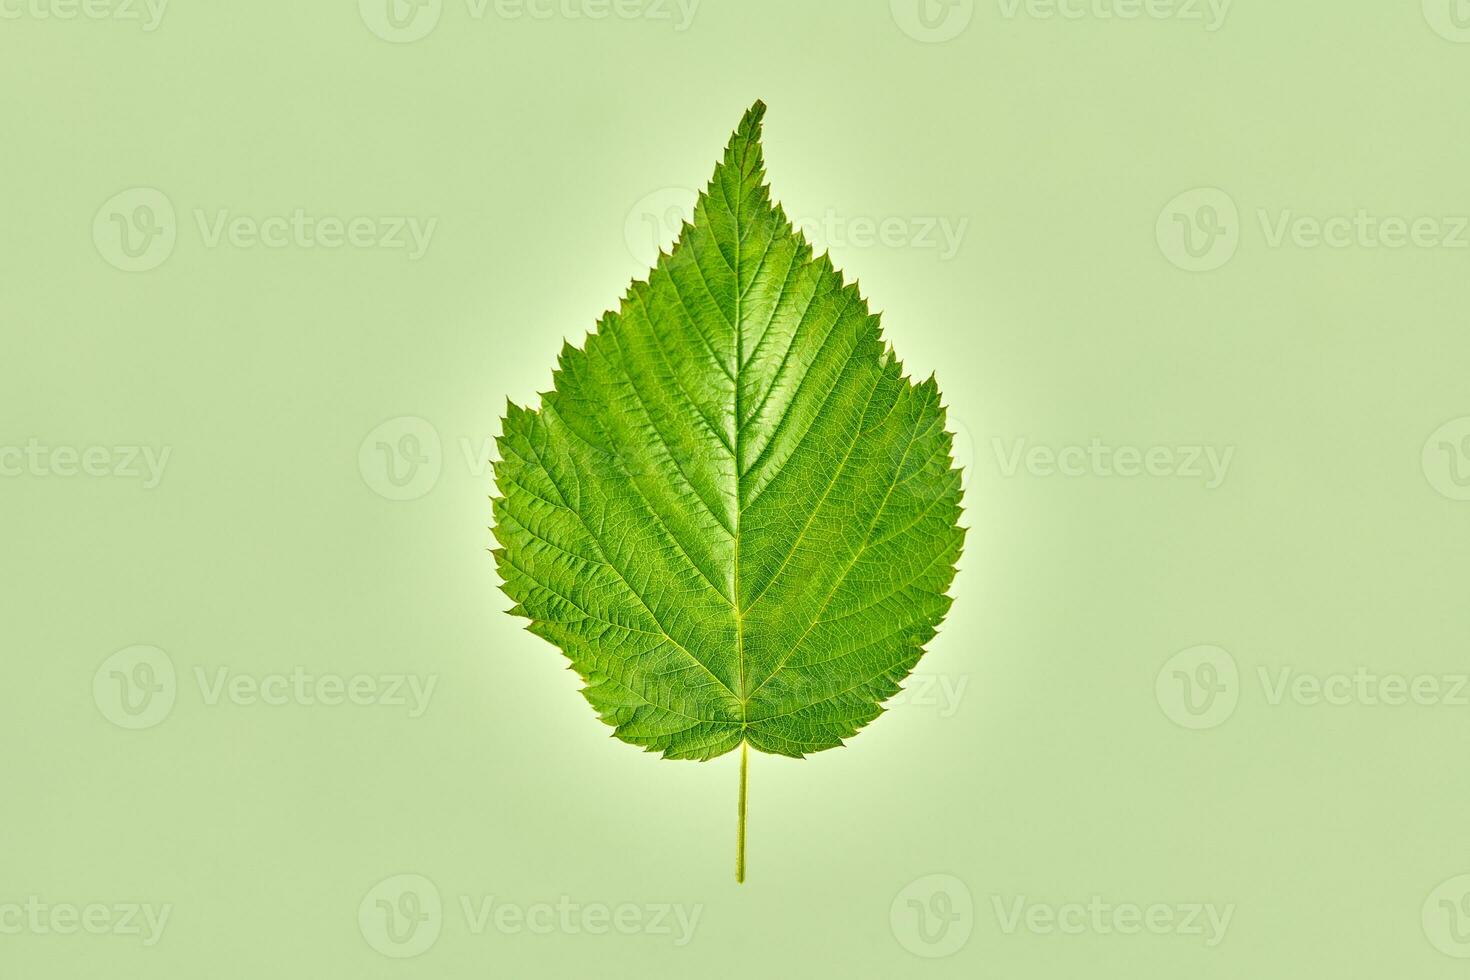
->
<box><xmin>494</xmin><ymin>102</ymin><xmax>964</xmax><ymax>762</ymax></box>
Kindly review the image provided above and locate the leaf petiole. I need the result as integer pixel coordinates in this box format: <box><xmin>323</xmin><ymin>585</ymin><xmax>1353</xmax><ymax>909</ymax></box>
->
<box><xmin>736</xmin><ymin>740</ymin><xmax>748</xmax><ymax>883</ymax></box>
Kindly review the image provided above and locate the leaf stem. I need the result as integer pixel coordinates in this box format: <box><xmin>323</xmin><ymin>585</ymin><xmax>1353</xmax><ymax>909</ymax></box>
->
<box><xmin>736</xmin><ymin>740</ymin><xmax>748</xmax><ymax>883</ymax></box>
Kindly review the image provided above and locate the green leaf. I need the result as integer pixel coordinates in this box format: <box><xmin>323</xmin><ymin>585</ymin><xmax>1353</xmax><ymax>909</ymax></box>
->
<box><xmin>492</xmin><ymin>101</ymin><xmax>964</xmax><ymax>879</ymax></box>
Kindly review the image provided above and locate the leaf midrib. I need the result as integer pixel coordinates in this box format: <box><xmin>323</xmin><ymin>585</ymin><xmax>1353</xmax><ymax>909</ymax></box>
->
<box><xmin>729</xmin><ymin>135</ymin><xmax>749</xmax><ymax>734</ymax></box>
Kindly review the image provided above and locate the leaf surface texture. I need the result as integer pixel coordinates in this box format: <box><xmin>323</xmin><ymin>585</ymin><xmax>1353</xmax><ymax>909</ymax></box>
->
<box><xmin>493</xmin><ymin>102</ymin><xmax>964</xmax><ymax>761</ymax></box>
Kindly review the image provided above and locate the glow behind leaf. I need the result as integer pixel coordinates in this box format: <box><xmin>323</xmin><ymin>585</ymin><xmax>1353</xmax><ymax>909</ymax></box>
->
<box><xmin>491</xmin><ymin>101</ymin><xmax>965</xmax><ymax>877</ymax></box>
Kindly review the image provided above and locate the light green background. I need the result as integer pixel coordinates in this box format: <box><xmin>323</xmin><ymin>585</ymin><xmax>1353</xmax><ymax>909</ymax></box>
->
<box><xmin>4</xmin><ymin>0</ymin><xmax>1470</xmax><ymax>976</ymax></box>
